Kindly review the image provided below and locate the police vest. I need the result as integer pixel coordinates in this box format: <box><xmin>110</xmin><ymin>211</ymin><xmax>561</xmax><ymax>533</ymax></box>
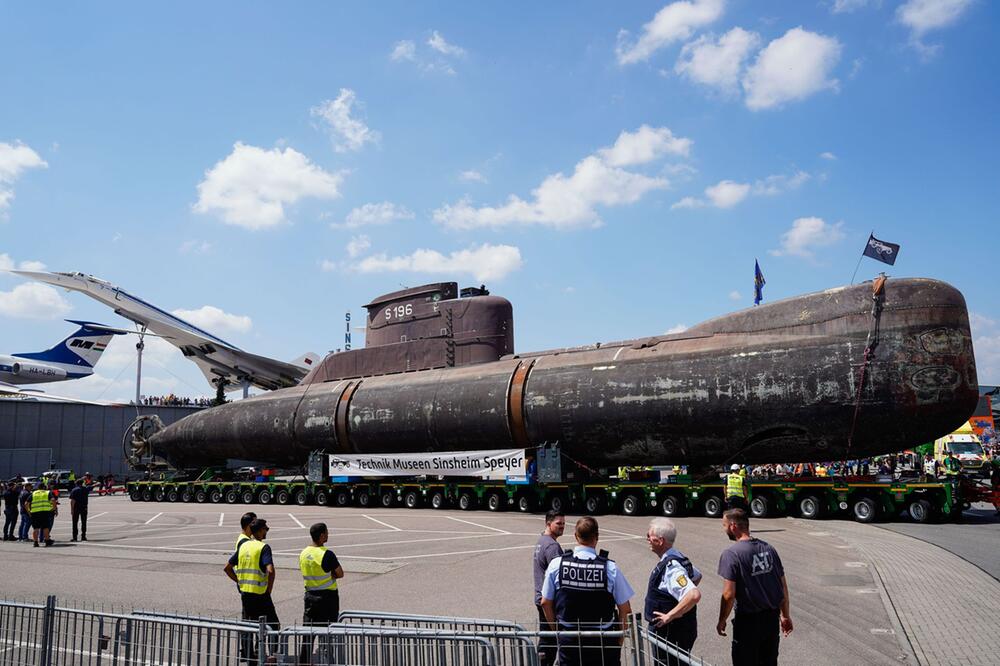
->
<box><xmin>644</xmin><ymin>555</ymin><xmax>697</xmax><ymax>635</ymax></box>
<box><xmin>30</xmin><ymin>490</ymin><xmax>52</xmax><ymax>513</ymax></box>
<box><xmin>236</xmin><ymin>541</ymin><xmax>268</xmax><ymax>594</ymax></box>
<box><xmin>726</xmin><ymin>473</ymin><xmax>745</xmax><ymax>498</ymax></box>
<box><xmin>300</xmin><ymin>545</ymin><xmax>337</xmax><ymax>592</ymax></box>
<box><xmin>554</xmin><ymin>553</ymin><xmax>616</xmax><ymax>628</ymax></box>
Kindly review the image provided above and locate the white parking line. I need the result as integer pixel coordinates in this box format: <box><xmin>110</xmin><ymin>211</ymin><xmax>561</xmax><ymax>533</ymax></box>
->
<box><xmin>446</xmin><ymin>515</ymin><xmax>510</xmax><ymax>534</ymax></box>
<box><xmin>144</xmin><ymin>512</ymin><xmax>163</xmax><ymax>525</ymax></box>
<box><xmin>288</xmin><ymin>513</ymin><xmax>305</xmax><ymax>529</ymax></box>
<box><xmin>337</xmin><ymin>534</ymin><xmax>640</xmax><ymax>561</ymax></box>
<box><xmin>362</xmin><ymin>514</ymin><xmax>401</xmax><ymax>531</ymax></box>
<box><xmin>88</xmin><ymin>512</ymin><xmax>107</xmax><ymax>520</ymax></box>
<box><xmin>272</xmin><ymin>532</ymin><xmax>500</xmax><ymax>555</ymax></box>
<box><xmin>218</xmin><ymin>513</ymin><xmax>225</xmax><ymax>526</ymax></box>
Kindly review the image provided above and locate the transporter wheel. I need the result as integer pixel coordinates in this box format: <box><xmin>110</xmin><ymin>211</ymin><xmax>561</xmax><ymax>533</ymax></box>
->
<box><xmin>548</xmin><ymin>495</ymin><xmax>567</xmax><ymax>514</ymax></box>
<box><xmin>356</xmin><ymin>490</ymin><xmax>371</xmax><ymax>508</ymax></box>
<box><xmin>703</xmin><ymin>495</ymin><xmax>724</xmax><ymax>518</ymax></box>
<box><xmin>334</xmin><ymin>490</ymin><xmax>350</xmax><ymax>507</ymax></box>
<box><xmin>379</xmin><ymin>491</ymin><xmax>395</xmax><ymax>508</ymax></box>
<box><xmin>458</xmin><ymin>492</ymin><xmax>474</xmax><ymax>511</ymax></box>
<box><xmin>517</xmin><ymin>495</ymin><xmax>534</xmax><ymax>513</ymax></box>
<box><xmin>404</xmin><ymin>491</ymin><xmax>420</xmax><ymax>509</ymax></box>
<box><xmin>275</xmin><ymin>489</ymin><xmax>291</xmax><ymax>506</ymax></box>
<box><xmin>257</xmin><ymin>489</ymin><xmax>273</xmax><ymax>505</ymax></box>
<box><xmin>907</xmin><ymin>499</ymin><xmax>933</xmax><ymax>524</ymax></box>
<box><xmin>154</xmin><ymin>488</ymin><xmax>166</xmax><ymax>502</ymax></box>
<box><xmin>661</xmin><ymin>495</ymin><xmax>681</xmax><ymax>517</ymax></box>
<box><xmin>166</xmin><ymin>489</ymin><xmax>179</xmax><ymax>503</ymax></box>
<box><xmin>129</xmin><ymin>488</ymin><xmax>142</xmax><ymax>502</ymax></box>
<box><xmin>749</xmin><ymin>495</ymin><xmax>770</xmax><ymax>519</ymax></box>
<box><xmin>294</xmin><ymin>490</ymin><xmax>309</xmax><ymax>506</ymax></box>
<box><xmin>314</xmin><ymin>490</ymin><xmax>329</xmax><ymax>506</ymax></box>
<box><xmin>584</xmin><ymin>495</ymin><xmax>603</xmax><ymax>514</ymax></box>
<box><xmin>181</xmin><ymin>490</ymin><xmax>193</xmax><ymax>503</ymax></box>
<box><xmin>210</xmin><ymin>489</ymin><xmax>224</xmax><ymax>504</ymax></box>
<box><xmin>241</xmin><ymin>489</ymin><xmax>256</xmax><ymax>504</ymax></box>
<box><xmin>430</xmin><ymin>491</ymin><xmax>446</xmax><ymax>510</ymax></box>
<box><xmin>225</xmin><ymin>489</ymin><xmax>239</xmax><ymax>504</ymax></box>
<box><xmin>141</xmin><ymin>488</ymin><xmax>152</xmax><ymax>502</ymax></box>
<box><xmin>621</xmin><ymin>494</ymin><xmax>642</xmax><ymax>517</ymax></box>
<box><xmin>486</xmin><ymin>492</ymin><xmax>506</xmax><ymax>512</ymax></box>
<box><xmin>195</xmin><ymin>490</ymin><xmax>208</xmax><ymax>503</ymax></box>
<box><xmin>799</xmin><ymin>495</ymin><xmax>822</xmax><ymax>520</ymax></box>
<box><xmin>853</xmin><ymin>497</ymin><xmax>878</xmax><ymax>523</ymax></box>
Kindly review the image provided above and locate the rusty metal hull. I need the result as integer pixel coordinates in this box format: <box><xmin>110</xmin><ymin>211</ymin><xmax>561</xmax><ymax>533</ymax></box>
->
<box><xmin>143</xmin><ymin>278</ymin><xmax>979</xmax><ymax>468</ymax></box>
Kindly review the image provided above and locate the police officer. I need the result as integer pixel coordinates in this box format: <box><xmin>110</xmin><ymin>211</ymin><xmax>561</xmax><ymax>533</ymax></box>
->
<box><xmin>717</xmin><ymin>509</ymin><xmax>793</xmax><ymax>666</ymax></box>
<box><xmin>2</xmin><ymin>481</ymin><xmax>19</xmax><ymax>541</ymax></box>
<box><xmin>540</xmin><ymin>516</ymin><xmax>634</xmax><ymax>666</ymax></box>
<box><xmin>298</xmin><ymin>522</ymin><xmax>344</xmax><ymax>664</ymax></box>
<box><xmin>70</xmin><ymin>478</ymin><xmax>91</xmax><ymax>542</ymax></box>
<box><xmin>726</xmin><ymin>465</ymin><xmax>747</xmax><ymax>511</ymax></box>
<box><xmin>27</xmin><ymin>482</ymin><xmax>55</xmax><ymax>547</ymax></box>
<box><xmin>533</xmin><ymin>511</ymin><xmax>566</xmax><ymax>666</ymax></box>
<box><xmin>17</xmin><ymin>481</ymin><xmax>33</xmax><ymax>542</ymax></box>
<box><xmin>224</xmin><ymin>518</ymin><xmax>279</xmax><ymax>660</ymax></box>
<box><xmin>645</xmin><ymin>518</ymin><xmax>702</xmax><ymax>665</ymax></box>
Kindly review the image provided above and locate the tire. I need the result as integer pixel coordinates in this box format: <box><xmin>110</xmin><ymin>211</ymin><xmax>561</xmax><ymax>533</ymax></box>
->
<box><xmin>486</xmin><ymin>492</ymin><xmax>505</xmax><ymax>512</ymax></box>
<box><xmin>210</xmin><ymin>489</ymin><xmax>224</xmax><ymax>504</ymax></box>
<box><xmin>380</xmin><ymin>491</ymin><xmax>395</xmax><ymax>508</ymax></box>
<box><xmin>181</xmin><ymin>490</ymin><xmax>193</xmax><ymax>503</ymax></box>
<box><xmin>661</xmin><ymin>495</ymin><xmax>681</xmax><ymax>517</ymax></box>
<box><xmin>334</xmin><ymin>490</ymin><xmax>350</xmax><ymax>507</ymax></box>
<box><xmin>241</xmin><ymin>489</ymin><xmax>256</xmax><ymax>504</ymax></box>
<box><xmin>154</xmin><ymin>488</ymin><xmax>166</xmax><ymax>502</ymax></box>
<box><xmin>404</xmin><ymin>491</ymin><xmax>420</xmax><ymax>509</ymax></box>
<box><xmin>549</xmin><ymin>495</ymin><xmax>566</xmax><ymax>514</ymax></box>
<box><xmin>703</xmin><ymin>495</ymin><xmax>724</xmax><ymax>518</ymax></box>
<box><xmin>853</xmin><ymin>497</ymin><xmax>877</xmax><ymax>523</ymax></box>
<box><xmin>749</xmin><ymin>495</ymin><xmax>770</xmax><ymax>519</ymax></box>
<box><xmin>621</xmin><ymin>494</ymin><xmax>641</xmax><ymax>516</ymax></box>
<box><xmin>430</xmin><ymin>491</ymin><xmax>446</xmax><ymax>510</ymax></box>
<box><xmin>129</xmin><ymin>489</ymin><xmax>141</xmax><ymax>502</ymax></box>
<box><xmin>275</xmin><ymin>489</ymin><xmax>291</xmax><ymax>506</ymax></box>
<box><xmin>584</xmin><ymin>494</ymin><xmax>603</xmax><ymax>514</ymax></box>
<box><xmin>141</xmin><ymin>488</ymin><xmax>152</xmax><ymax>502</ymax></box>
<box><xmin>166</xmin><ymin>489</ymin><xmax>179</xmax><ymax>503</ymax></box>
<box><xmin>195</xmin><ymin>490</ymin><xmax>208</xmax><ymax>503</ymax></box>
<box><xmin>294</xmin><ymin>490</ymin><xmax>309</xmax><ymax>506</ymax></box>
<box><xmin>356</xmin><ymin>490</ymin><xmax>371</xmax><ymax>508</ymax></box>
<box><xmin>257</xmin><ymin>490</ymin><xmax>273</xmax><ymax>505</ymax></box>
<box><xmin>518</xmin><ymin>495</ymin><xmax>533</xmax><ymax>513</ymax></box>
<box><xmin>458</xmin><ymin>493</ymin><xmax>474</xmax><ymax>511</ymax></box>
<box><xmin>907</xmin><ymin>499</ymin><xmax>933</xmax><ymax>523</ymax></box>
<box><xmin>799</xmin><ymin>495</ymin><xmax>822</xmax><ymax>520</ymax></box>
<box><xmin>314</xmin><ymin>490</ymin><xmax>329</xmax><ymax>506</ymax></box>
<box><xmin>225</xmin><ymin>489</ymin><xmax>239</xmax><ymax>504</ymax></box>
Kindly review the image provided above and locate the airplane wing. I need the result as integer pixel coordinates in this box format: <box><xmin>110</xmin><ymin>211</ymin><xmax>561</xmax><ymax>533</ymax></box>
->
<box><xmin>10</xmin><ymin>270</ymin><xmax>318</xmax><ymax>392</ymax></box>
<box><xmin>0</xmin><ymin>380</ymin><xmax>118</xmax><ymax>406</ymax></box>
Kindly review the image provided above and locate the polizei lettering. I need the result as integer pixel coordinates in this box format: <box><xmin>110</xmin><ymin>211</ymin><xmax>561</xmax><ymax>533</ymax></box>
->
<box><xmin>559</xmin><ymin>560</ymin><xmax>608</xmax><ymax>590</ymax></box>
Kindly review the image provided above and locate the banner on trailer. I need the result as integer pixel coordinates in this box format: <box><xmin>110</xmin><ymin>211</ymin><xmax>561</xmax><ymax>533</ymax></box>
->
<box><xmin>328</xmin><ymin>449</ymin><xmax>526</xmax><ymax>480</ymax></box>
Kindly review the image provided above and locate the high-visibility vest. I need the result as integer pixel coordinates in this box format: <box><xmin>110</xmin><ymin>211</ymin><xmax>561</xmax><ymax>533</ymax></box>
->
<box><xmin>300</xmin><ymin>545</ymin><xmax>336</xmax><ymax>591</ymax></box>
<box><xmin>30</xmin><ymin>490</ymin><xmax>52</xmax><ymax>513</ymax></box>
<box><xmin>726</xmin><ymin>472</ymin><xmax>745</xmax><ymax>498</ymax></box>
<box><xmin>944</xmin><ymin>457</ymin><xmax>961</xmax><ymax>475</ymax></box>
<box><xmin>236</xmin><ymin>541</ymin><xmax>268</xmax><ymax>594</ymax></box>
<box><xmin>235</xmin><ymin>534</ymin><xmax>251</xmax><ymax>551</ymax></box>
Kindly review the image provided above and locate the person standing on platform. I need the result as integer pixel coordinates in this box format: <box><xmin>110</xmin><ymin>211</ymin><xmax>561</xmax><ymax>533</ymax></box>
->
<box><xmin>533</xmin><ymin>510</ymin><xmax>565</xmax><ymax>666</ymax></box>
<box><xmin>725</xmin><ymin>465</ymin><xmax>748</xmax><ymax>511</ymax></box>
<box><xmin>298</xmin><ymin>522</ymin><xmax>344</xmax><ymax>664</ymax></box>
<box><xmin>70</xmin><ymin>479</ymin><xmax>91</xmax><ymax>542</ymax></box>
<box><xmin>17</xmin><ymin>481</ymin><xmax>33</xmax><ymax>542</ymax></box>
<box><xmin>645</xmin><ymin>518</ymin><xmax>703</xmax><ymax>665</ymax></box>
<box><xmin>716</xmin><ymin>509</ymin><xmax>793</xmax><ymax>666</ymax></box>
<box><xmin>3</xmin><ymin>481</ymin><xmax>19</xmax><ymax>541</ymax></box>
<box><xmin>224</xmin><ymin>519</ymin><xmax>279</xmax><ymax>660</ymax></box>
<box><xmin>540</xmin><ymin>516</ymin><xmax>634</xmax><ymax>666</ymax></box>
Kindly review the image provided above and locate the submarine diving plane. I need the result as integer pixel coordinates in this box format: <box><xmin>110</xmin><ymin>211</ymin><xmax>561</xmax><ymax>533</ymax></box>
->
<box><xmin>11</xmin><ymin>271</ymin><xmax>319</xmax><ymax>396</ymax></box>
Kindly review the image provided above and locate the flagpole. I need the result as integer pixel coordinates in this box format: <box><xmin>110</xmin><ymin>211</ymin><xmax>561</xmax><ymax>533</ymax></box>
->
<box><xmin>850</xmin><ymin>230</ymin><xmax>874</xmax><ymax>285</ymax></box>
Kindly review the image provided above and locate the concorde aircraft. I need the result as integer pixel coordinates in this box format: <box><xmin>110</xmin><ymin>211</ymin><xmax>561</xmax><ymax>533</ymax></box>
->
<box><xmin>11</xmin><ymin>270</ymin><xmax>319</xmax><ymax>395</ymax></box>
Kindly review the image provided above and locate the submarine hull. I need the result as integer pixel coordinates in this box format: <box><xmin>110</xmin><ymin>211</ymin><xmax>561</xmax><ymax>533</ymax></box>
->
<box><xmin>142</xmin><ymin>278</ymin><xmax>979</xmax><ymax>468</ymax></box>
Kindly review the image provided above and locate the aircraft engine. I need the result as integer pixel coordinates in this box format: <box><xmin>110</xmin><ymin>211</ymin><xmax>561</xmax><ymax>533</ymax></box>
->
<box><xmin>11</xmin><ymin>362</ymin><xmax>67</xmax><ymax>380</ymax></box>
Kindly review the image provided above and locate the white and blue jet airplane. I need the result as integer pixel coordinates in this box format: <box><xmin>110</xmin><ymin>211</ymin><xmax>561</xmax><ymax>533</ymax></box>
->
<box><xmin>11</xmin><ymin>270</ymin><xmax>319</xmax><ymax>394</ymax></box>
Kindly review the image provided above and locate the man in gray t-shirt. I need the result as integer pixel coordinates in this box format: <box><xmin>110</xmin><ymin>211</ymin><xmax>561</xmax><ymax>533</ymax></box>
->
<box><xmin>532</xmin><ymin>510</ymin><xmax>565</xmax><ymax>666</ymax></box>
<box><xmin>717</xmin><ymin>508</ymin><xmax>792</xmax><ymax>666</ymax></box>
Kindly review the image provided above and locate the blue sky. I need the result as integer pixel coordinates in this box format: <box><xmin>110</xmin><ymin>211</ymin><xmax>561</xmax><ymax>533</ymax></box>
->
<box><xmin>1</xmin><ymin>0</ymin><xmax>997</xmax><ymax>402</ymax></box>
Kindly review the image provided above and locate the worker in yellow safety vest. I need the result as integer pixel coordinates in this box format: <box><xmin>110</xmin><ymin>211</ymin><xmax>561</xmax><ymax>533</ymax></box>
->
<box><xmin>235</xmin><ymin>511</ymin><xmax>257</xmax><ymax>551</ymax></box>
<box><xmin>298</xmin><ymin>522</ymin><xmax>345</xmax><ymax>664</ymax></box>
<box><xmin>224</xmin><ymin>519</ymin><xmax>279</xmax><ymax>660</ymax></box>
<box><xmin>725</xmin><ymin>464</ymin><xmax>748</xmax><ymax>510</ymax></box>
<box><xmin>943</xmin><ymin>452</ymin><xmax>962</xmax><ymax>477</ymax></box>
<box><xmin>27</xmin><ymin>484</ymin><xmax>55</xmax><ymax>547</ymax></box>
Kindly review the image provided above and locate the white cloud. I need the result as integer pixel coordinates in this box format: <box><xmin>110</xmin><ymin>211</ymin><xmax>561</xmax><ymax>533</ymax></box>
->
<box><xmin>728</xmin><ymin>290</ymin><xmax>742</xmax><ymax>301</ymax></box>
<box><xmin>427</xmin><ymin>31</ymin><xmax>465</xmax><ymax>57</ymax></box>
<box><xmin>434</xmin><ymin>127</ymin><xmax>683</xmax><ymax>229</ymax></box>
<box><xmin>311</xmin><ymin>89</ymin><xmax>380</xmax><ymax>153</ymax></box>
<box><xmin>336</xmin><ymin>202</ymin><xmax>415</xmax><ymax>229</ymax></box>
<box><xmin>346</xmin><ymin>235</ymin><xmax>371</xmax><ymax>258</ymax></box>
<box><xmin>675</xmin><ymin>28</ymin><xmax>760</xmax><ymax>93</ymax></box>
<box><xmin>459</xmin><ymin>170</ymin><xmax>488</xmax><ymax>184</ymax></box>
<box><xmin>0</xmin><ymin>253</ymin><xmax>46</xmax><ymax>272</ymax></box>
<box><xmin>753</xmin><ymin>170</ymin><xmax>810</xmax><ymax>196</ymax></box>
<box><xmin>194</xmin><ymin>143</ymin><xmax>343</xmax><ymax>230</ymax></box>
<box><xmin>172</xmin><ymin>305</ymin><xmax>252</xmax><ymax>334</ymax></box>
<box><xmin>616</xmin><ymin>0</ymin><xmax>725</xmax><ymax>65</ymax></box>
<box><xmin>320</xmin><ymin>259</ymin><xmax>338</xmax><ymax>273</ymax></box>
<box><xmin>671</xmin><ymin>196</ymin><xmax>704</xmax><ymax>210</ymax></box>
<box><xmin>896</xmin><ymin>0</ymin><xmax>973</xmax><ymax>37</ymax></box>
<box><xmin>0</xmin><ymin>282</ymin><xmax>71</xmax><ymax>319</ymax></box>
<box><xmin>820</xmin><ymin>151</ymin><xmax>837</xmax><ymax>160</ymax></box>
<box><xmin>390</xmin><ymin>40</ymin><xmax>416</xmax><ymax>62</ymax></box>
<box><xmin>179</xmin><ymin>239</ymin><xmax>212</xmax><ymax>254</ymax></box>
<box><xmin>0</xmin><ymin>142</ymin><xmax>48</xmax><ymax>217</ymax></box>
<box><xmin>831</xmin><ymin>0</ymin><xmax>877</xmax><ymax>14</ymax></box>
<box><xmin>597</xmin><ymin>125</ymin><xmax>693</xmax><ymax>166</ymax></box>
<box><xmin>665</xmin><ymin>324</ymin><xmax>688</xmax><ymax>334</ymax></box>
<box><xmin>770</xmin><ymin>216</ymin><xmax>845</xmax><ymax>259</ymax></box>
<box><xmin>970</xmin><ymin>313</ymin><xmax>1000</xmax><ymax>384</ymax></box>
<box><xmin>353</xmin><ymin>244</ymin><xmax>523</xmax><ymax>282</ymax></box>
<box><xmin>705</xmin><ymin>180</ymin><xmax>750</xmax><ymax>207</ymax></box>
<box><xmin>742</xmin><ymin>28</ymin><xmax>842</xmax><ymax>111</ymax></box>
<box><xmin>673</xmin><ymin>172</ymin><xmax>805</xmax><ymax>209</ymax></box>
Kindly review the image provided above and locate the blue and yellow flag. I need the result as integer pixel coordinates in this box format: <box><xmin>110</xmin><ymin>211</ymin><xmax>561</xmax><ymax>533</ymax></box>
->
<box><xmin>754</xmin><ymin>259</ymin><xmax>765</xmax><ymax>306</ymax></box>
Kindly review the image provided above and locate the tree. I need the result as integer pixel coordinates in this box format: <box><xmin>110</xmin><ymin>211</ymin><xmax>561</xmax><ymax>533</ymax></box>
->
<box><xmin>213</xmin><ymin>380</ymin><xmax>229</xmax><ymax>407</ymax></box>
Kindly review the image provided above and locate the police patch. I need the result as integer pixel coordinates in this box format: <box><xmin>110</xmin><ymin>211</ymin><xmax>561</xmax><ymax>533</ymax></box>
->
<box><xmin>676</xmin><ymin>574</ymin><xmax>688</xmax><ymax>587</ymax></box>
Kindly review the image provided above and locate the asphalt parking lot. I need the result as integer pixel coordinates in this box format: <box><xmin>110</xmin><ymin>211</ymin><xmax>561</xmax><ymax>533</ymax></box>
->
<box><xmin>3</xmin><ymin>495</ymin><xmax>998</xmax><ymax>665</ymax></box>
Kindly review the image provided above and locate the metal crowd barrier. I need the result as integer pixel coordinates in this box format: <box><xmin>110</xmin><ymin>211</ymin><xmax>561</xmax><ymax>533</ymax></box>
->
<box><xmin>0</xmin><ymin>597</ymin><xmax>711</xmax><ymax>666</ymax></box>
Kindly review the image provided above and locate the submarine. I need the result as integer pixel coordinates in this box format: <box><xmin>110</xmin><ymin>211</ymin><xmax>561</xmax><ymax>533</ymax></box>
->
<box><xmin>129</xmin><ymin>276</ymin><xmax>979</xmax><ymax>469</ymax></box>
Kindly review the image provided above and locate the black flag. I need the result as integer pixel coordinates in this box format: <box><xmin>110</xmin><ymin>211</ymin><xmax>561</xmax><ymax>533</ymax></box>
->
<box><xmin>862</xmin><ymin>234</ymin><xmax>900</xmax><ymax>266</ymax></box>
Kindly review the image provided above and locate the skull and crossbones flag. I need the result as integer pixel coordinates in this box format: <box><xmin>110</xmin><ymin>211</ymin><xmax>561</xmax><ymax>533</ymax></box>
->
<box><xmin>862</xmin><ymin>234</ymin><xmax>900</xmax><ymax>266</ymax></box>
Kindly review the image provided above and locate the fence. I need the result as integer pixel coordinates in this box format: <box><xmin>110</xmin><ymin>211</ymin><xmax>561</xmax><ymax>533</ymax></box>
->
<box><xmin>0</xmin><ymin>597</ymin><xmax>710</xmax><ymax>666</ymax></box>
